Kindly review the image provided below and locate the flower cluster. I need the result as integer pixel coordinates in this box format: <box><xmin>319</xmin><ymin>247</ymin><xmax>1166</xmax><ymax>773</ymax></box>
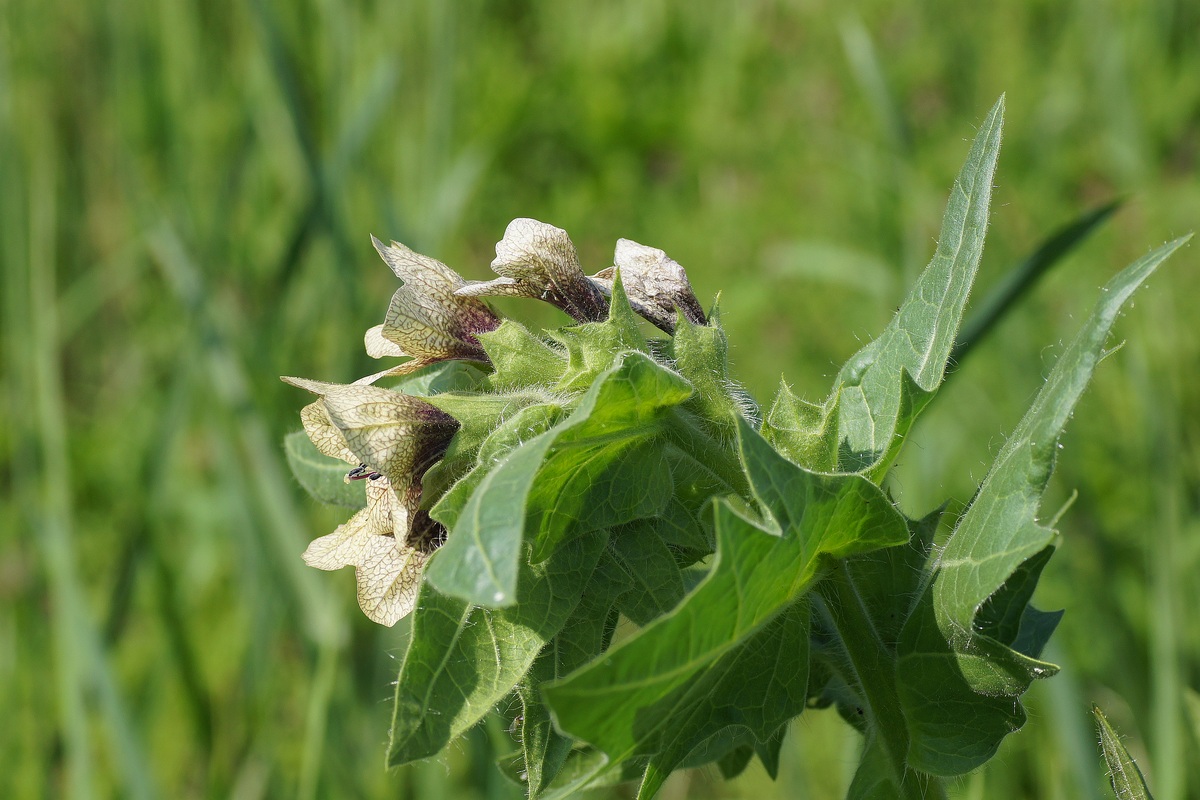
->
<box><xmin>284</xmin><ymin>218</ymin><xmax>706</xmax><ymax>625</ymax></box>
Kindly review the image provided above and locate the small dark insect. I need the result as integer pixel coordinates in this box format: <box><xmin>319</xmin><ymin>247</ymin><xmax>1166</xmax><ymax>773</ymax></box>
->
<box><xmin>346</xmin><ymin>463</ymin><xmax>383</xmax><ymax>481</ymax></box>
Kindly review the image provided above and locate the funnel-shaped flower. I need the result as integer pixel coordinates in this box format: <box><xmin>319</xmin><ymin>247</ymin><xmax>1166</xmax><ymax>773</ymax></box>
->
<box><xmin>282</xmin><ymin>377</ymin><xmax>459</xmax><ymax>625</ymax></box>
<box><xmin>456</xmin><ymin>218</ymin><xmax>608</xmax><ymax>323</ymax></box>
<box><xmin>360</xmin><ymin>236</ymin><xmax>501</xmax><ymax>385</ymax></box>
<box><xmin>590</xmin><ymin>239</ymin><xmax>707</xmax><ymax>333</ymax></box>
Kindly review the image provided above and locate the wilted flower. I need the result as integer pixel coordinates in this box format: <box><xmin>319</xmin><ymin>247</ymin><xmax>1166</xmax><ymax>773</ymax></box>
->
<box><xmin>590</xmin><ymin>239</ymin><xmax>707</xmax><ymax>333</ymax></box>
<box><xmin>456</xmin><ymin>218</ymin><xmax>608</xmax><ymax>323</ymax></box>
<box><xmin>282</xmin><ymin>377</ymin><xmax>459</xmax><ymax>625</ymax></box>
<box><xmin>359</xmin><ymin>236</ymin><xmax>501</xmax><ymax>385</ymax></box>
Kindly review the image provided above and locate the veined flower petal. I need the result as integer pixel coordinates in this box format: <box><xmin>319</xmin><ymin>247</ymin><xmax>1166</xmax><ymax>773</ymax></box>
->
<box><xmin>302</xmin><ymin>479</ymin><xmax>400</xmax><ymax>568</ymax></box>
<box><xmin>456</xmin><ymin>218</ymin><xmax>608</xmax><ymax>323</ymax></box>
<box><xmin>367</xmin><ymin>236</ymin><xmax>500</xmax><ymax>374</ymax></box>
<box><xmin>293</xmin><ymin>382</ymin><xmax>459</xmax><ymax>487</ymax></box>
<box><xmin>298</xmin><ymin>400</ymin><xmax>359</xmax><ymax>464</ymax></box>
<box><xmin>352</xmin><ymin>534</ymin><xmax>429</xmax><ymax>628</ymax></box>
<box><xmin>365</xmin><ymin>324</ymin><xmax>406</xmax><ymax>359</ymax></box>
<box><xmin>301</xmin><ymin>478</ymin><xmax>429</xmax><ymax>626</ymax></box>
<box><xmin>354</xmin><ymin>534</ymin><xmax>428</xmax><ymax>626</ymax></box>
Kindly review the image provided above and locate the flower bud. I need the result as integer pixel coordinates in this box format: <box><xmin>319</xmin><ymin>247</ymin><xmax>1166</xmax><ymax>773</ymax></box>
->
<box><xmin>591</xmin><ymin>239</ymin><xmax>707</xmax><ymax>333</ymax></box>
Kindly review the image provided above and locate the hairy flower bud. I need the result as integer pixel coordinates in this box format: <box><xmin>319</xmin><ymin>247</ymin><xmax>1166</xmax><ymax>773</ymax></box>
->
<box><xmin>591</xmin><ymin>239</ymin><xmax>707</xmax><ymax>333</ymax></box>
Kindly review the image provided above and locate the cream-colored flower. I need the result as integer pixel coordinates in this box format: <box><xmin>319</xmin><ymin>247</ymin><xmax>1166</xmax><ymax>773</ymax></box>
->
<box><xmin>302</xmin><ymin>478</ymin><xmax>427</xmax><ymax>625</ymax></box>
<box><xmin>282</xmin><ymin>378</ymin><xmax>459</xmax><ymax>625</ymax></box>
<box><xmin>590</xmin><ymin>239</ymin><xmax>707</xmax><ymax>333</ymax></box>
<box><xmin>456</xmin><ymin>218</ymin><xmax>608</xmax><ymax>323</ymax></box>
<box><xmin>359</xmin><ymin>236</ymin><xmax>501</xmax><ymax>385</ymax></box>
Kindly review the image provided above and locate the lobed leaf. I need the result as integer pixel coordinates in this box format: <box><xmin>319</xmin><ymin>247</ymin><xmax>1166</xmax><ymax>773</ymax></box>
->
<box><xmin>424</xmin><ymin>351</ymin><xmax>693</xmax><ymax>606</ymax></box>
<box><xmin>827</xmin><ymin>96</ymin><xmax>1004</xmax><ymax>477</ymax></box>
<box><xmin>543</xmin><ymin>418</ymin><xmax>908</xmax><ymax>792</ymax></box>
<box><xmin>896</xmin><ymin>235</ymin><xmax>1190</xmax><ymax>774</ymax></box>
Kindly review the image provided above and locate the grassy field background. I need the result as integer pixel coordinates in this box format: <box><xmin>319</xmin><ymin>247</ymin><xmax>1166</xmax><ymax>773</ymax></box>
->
<box><xmin>3</xmin><ymin>1</ymin><xmax>1199</xmax><ymax>798</ymax></box>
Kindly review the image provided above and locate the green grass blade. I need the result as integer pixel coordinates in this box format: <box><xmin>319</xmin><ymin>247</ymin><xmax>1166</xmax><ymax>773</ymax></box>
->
<box><xmin>27</xmin><ymin>133</ymin><xmax>158</xmax><ymax>800</ymax></box>
<box><xmin>147</xmin><ymin>223</ymin><xmax>347</xmax><ymax>649</ymax></box>
<box><xmin>951</xmin><ymin>199</ymin><xmax>1122</xmax><ymax>366</ymax></box>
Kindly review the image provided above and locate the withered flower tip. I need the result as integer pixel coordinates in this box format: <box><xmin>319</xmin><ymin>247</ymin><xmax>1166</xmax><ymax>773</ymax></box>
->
<box><xmin>359</xmin><ymin>236</ymin><xmax>501</xmax><ymax>385</ymax></box>
<box><xmin>281</xmin><ymin>377</ymin><xmax>459</xmax><ymax>625</ymax></box>
<box><xmin>456</xmin><ymin>218</ymin><xmax>609</xmax><ymax>324</ymax></box>
<box><xmin>591</xmin><ymin>239</ymin><xmax>707</xmax><ymax>333</ymax></box>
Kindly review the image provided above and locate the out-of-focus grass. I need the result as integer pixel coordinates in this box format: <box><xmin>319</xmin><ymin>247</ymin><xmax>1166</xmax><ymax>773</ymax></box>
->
<box><xmin>1</xmin><ymin>1</ymin><xmax>1197</xmax><ymax>798</ymax></box>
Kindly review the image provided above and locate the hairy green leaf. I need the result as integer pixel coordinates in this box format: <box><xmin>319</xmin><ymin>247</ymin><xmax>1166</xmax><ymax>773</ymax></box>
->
<box><xmin>896</xmin><ymin>236</ymin><xmax>1190</xmax><ymax>775</ymax></box>
<box><xmin>550</xmin><ymin>273</ymin><xmax>650</xmax><ymax>393</ymax></box>
<box><xmin>519</xmin><ymin>556</ymin><xmax>628</xmax><ymax>798</ymax></box>
<box><xmin>762</xmin><ymin>382</ymin><xmax>841</xmax><ymax>472</ymax></box>
<box><xmin>388</xmin><ymin>531</ymin><xmax>606</xmax><ymax>766</ymax></box>
<box><xmin>608</xmin><ymin>519</ymin><xmax>689</xmax><ymax>626</ymax></box>
<box><xmin>830</xmin><ymin>96</ymin><xmax>1005</xmax><ymax>477</ymax></box>
<box><xmin>479</xmin><ymin>320</ymin><xmax>568</xmax><ymax>389</ymax></box>
<box><xmin>425</xmin><ymin>351</ymin><xmax>693</xmax><ymax>606</ymax></box>
<box><xmin>543</xmin><ymin>419</ymin><xmax>908</xmax><ymax>791</ymax></box>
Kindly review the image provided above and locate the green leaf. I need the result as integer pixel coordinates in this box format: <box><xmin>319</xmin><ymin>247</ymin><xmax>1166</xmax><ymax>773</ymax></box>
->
<box><xmin>669</xmin><ymin>311</ymin><xmax>750</xmax><ymax>436</ymax></box>
<box><xmin>423</xmin><ymin>401</ymin><xmax>565</xmax><ymax>503</ymax></box>
<box><xmin>425</xmin><ymin>351</ymin><xmax>693</xmax><ymax>606</ymax></box>
<box><xmin>762</xmin><ymin>381</ymin><xmax>840</xmax><ymax>472</ymax></box>
<box><xmin>1093</xmin><ymin>705</ymin><xmax>1155</xmax><ymax>800</ymax></box>
<box><xmin>896</xmin><ymin>235</ymin><xmax>1190</xmax><ymax>775</ymax></box>
<box><xmin>608</xmin><ymin>520</ymin><xmax>689</xmax><ymax>626</ymax></box>
<box><xmin>527</xmin><ymin>438</ymin><xmax>672</xmax><ymax>563</ymax></box>
<box><xmin>283</xmin><ymin>430</ymin><xmax>365</xmax><ymax>508</ymax></box>
<box><xmin>388</xmin><ymin>530</ymin><xmax>606</xmax><ymax>766</ymax></box>
<box><xmin>635</xmin><ymin>600</ymin><xmax>811</xmax><ymax>800</ymax></box>
<box><xmin>543</xmin><ymin>419</ymin><xmax>908</xmax><ymax>792</ymax></box>
<box><xmin>519</xmin><ymin>556</ymin><xmax>629</xmax><ymax>798</ymax></box>
<box><xmin>478</xmin><ymin>320</ymin><xmax>568</xmax><ymax>389</ymax></box>
<box><xmin>829</xmin><ymin>96</ymin><xmax>1005</xmax><ymax>476</ymax></box>
<box><xmin>540</xmin><ymin>749</ymin><xmax>647</xmax><ymax>800</ymax></box>
<box><xmin>387</xmin><ymin>359</ymin><xmax>490</xmax><ymax>396</ymax></box>
<box><xmin>550</xmin><ymin>272</ymin><xmax>650</xmax><ymax>393</ymax></box>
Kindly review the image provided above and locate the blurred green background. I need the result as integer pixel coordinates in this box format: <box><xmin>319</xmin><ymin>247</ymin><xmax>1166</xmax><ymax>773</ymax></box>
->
<box><xmin>3</xmin><ymin>1</ymin><xmax>1199</xmax><ymax>798</ymax></box>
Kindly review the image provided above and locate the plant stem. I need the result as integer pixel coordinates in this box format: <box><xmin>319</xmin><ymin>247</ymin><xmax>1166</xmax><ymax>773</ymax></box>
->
<box><xmin>817</xmin><ymin>561</ymin><xmax>945</xmax><ymax>800</ymax></box>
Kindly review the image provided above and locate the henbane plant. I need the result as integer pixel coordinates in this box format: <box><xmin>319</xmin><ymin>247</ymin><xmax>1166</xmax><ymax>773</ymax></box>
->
<box><xmin>282</xmin><ymin>96</ymin><xmax>1190</xmax><ymax>798</ymax></box>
